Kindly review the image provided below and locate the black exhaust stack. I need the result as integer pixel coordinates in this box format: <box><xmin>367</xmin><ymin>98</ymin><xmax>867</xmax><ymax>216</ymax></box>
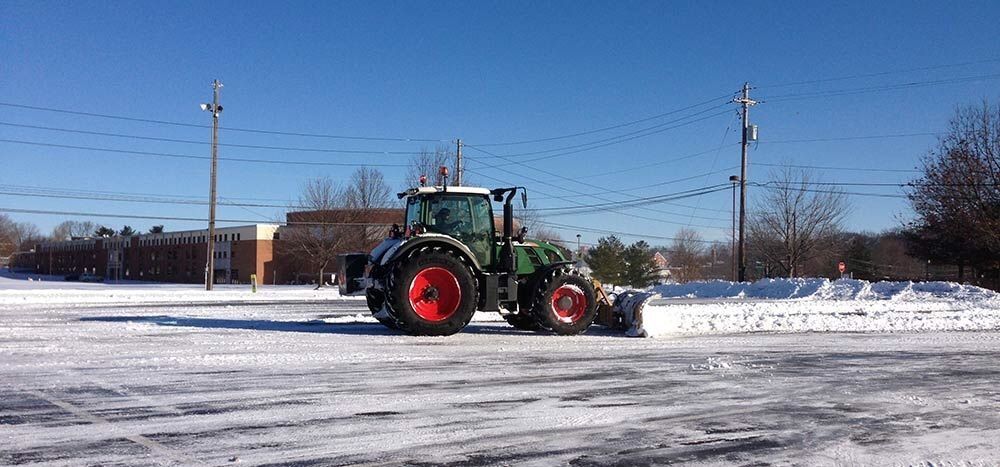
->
<box><xmin>495</xmin><ymin>187</ymin><xmax>518</xmax><ymax>275</ymax></box>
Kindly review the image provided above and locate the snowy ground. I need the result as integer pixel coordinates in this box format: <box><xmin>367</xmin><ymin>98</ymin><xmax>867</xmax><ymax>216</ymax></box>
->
<box><xmin>2</xmin><ymin>277</ymin><xmax>1000</xmax><ymax>465</ymax></box>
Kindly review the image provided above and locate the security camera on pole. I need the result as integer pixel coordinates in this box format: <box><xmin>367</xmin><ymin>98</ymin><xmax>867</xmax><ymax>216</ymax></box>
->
<box><xmin>201</xmin><ymin>80</ymin><xmax>223</xmax><ymax>291</ymax></box>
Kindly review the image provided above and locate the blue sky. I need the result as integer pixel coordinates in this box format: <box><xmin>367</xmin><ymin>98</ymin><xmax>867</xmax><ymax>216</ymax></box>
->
<box><xmin>2</xmin><ymin>0</ymin><xmax>999</xmax><ymax>246</ymax></box>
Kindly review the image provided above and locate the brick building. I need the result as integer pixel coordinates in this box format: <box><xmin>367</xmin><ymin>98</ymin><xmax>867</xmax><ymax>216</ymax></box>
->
<box><xmin>13</xmin><ymin>224</ymin><xmax>280</xmax><ymax>284</ymax></box>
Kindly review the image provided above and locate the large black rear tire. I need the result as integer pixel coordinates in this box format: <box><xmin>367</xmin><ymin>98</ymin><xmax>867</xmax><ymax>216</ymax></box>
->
<box><xmin>530</xmin><ymin>268</ymin><xmax>598</xmax><ymax>335</ymax></box>
<box><xmin>386</xmin><ymin>248</ymin><xmax>478</xmax><ymax>336</ymax></box>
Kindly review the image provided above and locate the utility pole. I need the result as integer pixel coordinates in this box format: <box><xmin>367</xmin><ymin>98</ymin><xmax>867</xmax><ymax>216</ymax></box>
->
<box><xmin>729</xmin><ymin>175</ymin><xmax>739</xmax><ymax>281</ymax></box>
<box><xmin>733</xmin><ymin>82</ymin><xmax>756</xmax><ymax>282</ymax></box>
<box><xmin>455</xmin><ymin>139</ymin><xmax>463</xmax><ymax>186</ymax></box>
<box><xmin>202</xmin><ymin>80</ymin><xmax>223</xmax><ymax>291</ymax></box>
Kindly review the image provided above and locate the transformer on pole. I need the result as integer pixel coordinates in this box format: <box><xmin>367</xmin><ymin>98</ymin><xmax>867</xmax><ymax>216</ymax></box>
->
<box><xmin>201</xmin><ymin>80</ymin><xmax>223</xmax><ymax>290</ymax></box>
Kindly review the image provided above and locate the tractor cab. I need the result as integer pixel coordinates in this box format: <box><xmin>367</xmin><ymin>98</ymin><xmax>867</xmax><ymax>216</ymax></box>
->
<box><xmin>401</xmin><ymin>186</ymin><xmax>496</xmax><ymax>268</ymax></box>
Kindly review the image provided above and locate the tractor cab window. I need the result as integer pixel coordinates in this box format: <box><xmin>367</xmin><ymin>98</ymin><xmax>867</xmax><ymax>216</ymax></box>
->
<box><xmin>405</xmin><ymin>197</ymin><xmax>421</xmax><ymax>236</ymax></box>
<box><xmin>426</xmin><ymin>194</ymin><xmax>493</xmax><ymax>267</ymax></box>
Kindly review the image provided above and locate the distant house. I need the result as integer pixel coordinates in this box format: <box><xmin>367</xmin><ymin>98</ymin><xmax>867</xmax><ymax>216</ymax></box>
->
<box><xmin>652</xmin><ymin>251</ymin><xmax>671</xmax><ymax>283</ymax></box>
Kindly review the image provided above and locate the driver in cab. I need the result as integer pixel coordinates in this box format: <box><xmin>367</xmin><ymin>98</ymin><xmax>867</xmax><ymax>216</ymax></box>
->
<box><xmin>432</xmin><ymin>207</ymin><xmax>464</xmax><ymax>233</ymax></box>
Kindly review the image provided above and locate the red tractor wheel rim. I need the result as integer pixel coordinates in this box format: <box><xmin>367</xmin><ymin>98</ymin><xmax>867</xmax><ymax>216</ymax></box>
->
<box><xmin>551</xmin><ymin>285</ymin><xmax>587</xmax><ymax>323</ymax></box>
<box><xmin>409</xmin><ymin>267</ymin><xmax>462</xmax><ymax>322</ymax></box>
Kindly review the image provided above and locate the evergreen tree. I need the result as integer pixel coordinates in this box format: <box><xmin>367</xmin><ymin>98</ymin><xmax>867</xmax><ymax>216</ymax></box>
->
<box><xmin>94</xmin><ymin>226</ymin><xmax>116</xmax><ymax>237</ymax></box>
<box><xmin>148</xmin><ymin>225</ymin><xmax>165</xmax><ymax>234</ymax></box>
<box><xmin>622</xmin><ymin>240</ymin><xmax>659</xmax><ymax>288</ymax></box>
<box><xmin>119</xmin><ymin>225</ymin><xmax>136</xmax><ymax>237</ymax></box>
<box><xmin>584</xmin><ymin>236</ymin><xmax>626</xmax><ymax>285</ymax></box>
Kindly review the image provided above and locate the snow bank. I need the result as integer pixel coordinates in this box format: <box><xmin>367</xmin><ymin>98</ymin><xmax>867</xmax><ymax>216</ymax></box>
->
<box><xmin>634</xmin><ymin>278</ymin><xmax>1000</xmax><ymax>337</ymax></box>
<box><xmin>650</xmin><ymin>278</ymin><xmax>998</xmax><ymax>301</ymax></box>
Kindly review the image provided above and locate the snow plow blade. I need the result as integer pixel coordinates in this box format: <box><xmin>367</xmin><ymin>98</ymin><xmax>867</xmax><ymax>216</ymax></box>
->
<box><xmin>591</xmin><ymin>280</ymin><xmax>659</xmax><ymax>337</ymax></box>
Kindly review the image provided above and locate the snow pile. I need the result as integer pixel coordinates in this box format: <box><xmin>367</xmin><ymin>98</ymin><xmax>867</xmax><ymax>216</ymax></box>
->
<box><xmin>651</xmin><ymin>278</ymin><xmax>998</xmax><ymax>301</ymax></box>
<box><xmin>636</xmin><ymin>278</ymin><xmax>1000</xmax><ymax>337</ymax></box>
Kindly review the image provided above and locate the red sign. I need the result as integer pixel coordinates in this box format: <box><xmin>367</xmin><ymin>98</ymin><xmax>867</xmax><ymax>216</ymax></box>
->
<box><xmin>838</xmin><ymin>261</ymin><xmax>846</xmax><ymax>273</ymax></box>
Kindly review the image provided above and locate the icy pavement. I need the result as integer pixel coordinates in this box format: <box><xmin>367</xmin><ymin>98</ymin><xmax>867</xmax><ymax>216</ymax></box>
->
<box><xmin>2</xmin><ymin>284</ymin><xmax>1000</xmax><ymax>465</ymax></box>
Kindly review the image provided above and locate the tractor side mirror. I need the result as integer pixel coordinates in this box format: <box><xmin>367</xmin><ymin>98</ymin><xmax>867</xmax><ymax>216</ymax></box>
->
<box><xmin>515</xmin><ymin>226</ymin><xmax>527</xmax><ymax>243</ymax></box>
<box><xmin>521</xmin><ymin>191</ymin><xmax>528</xmax><ymax>209</ymax></box>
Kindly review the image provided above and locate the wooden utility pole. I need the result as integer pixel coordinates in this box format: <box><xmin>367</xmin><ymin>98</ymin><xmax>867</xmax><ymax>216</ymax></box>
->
<box><xmin>733</xmin><ymin>82</ymin><xmax>756</xmax><ymax>282</ymax></box>
<box><xmin>455</xmin><ymin>139</ymin><xmax>463</xmax><ymax>186</ymax></box>
<box><xmin>203</xmin><ymin>80</ymin><xmax>223</xmax><ymax>290</ymax></box>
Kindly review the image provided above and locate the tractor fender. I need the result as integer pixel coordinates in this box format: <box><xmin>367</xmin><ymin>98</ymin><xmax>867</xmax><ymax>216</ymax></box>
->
<box><xmin>382</xmin><ymin>234</ymin><xmax>484</xmax><ymax>273</ymax></box>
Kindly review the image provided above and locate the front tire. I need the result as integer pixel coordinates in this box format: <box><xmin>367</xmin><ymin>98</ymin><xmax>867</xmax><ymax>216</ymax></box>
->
<box><xmin>386</xmin><ymin>248</ymin><xmax>477</xmax><ymax>336</ymax></box>
<box><xmin>530</xmin><ymin>268</ymin><xmax>598</xmax><ymax>335</ymax></box>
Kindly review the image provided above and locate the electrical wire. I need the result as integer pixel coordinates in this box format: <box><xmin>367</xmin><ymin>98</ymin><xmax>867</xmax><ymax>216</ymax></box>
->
<box><xmin>756</xmin><ymin>57</ymin><xmax>1000</xmax><ymax>89</ymax></box>
<box><xmin>469</xmin><ymin>93</ymin><xmax>734</xmax><ymax>147</ymax></box>
<box><xmin>754</xmin><ymin>162</ymin><xmax>920</xmax><ymax>174</ymax></box>
<box><xmin>0</xmin><ymin>139</ymin><xmax>410</xmax><ymax>168</ymax></box>
<box><xmin>0</xmin><ymin>207</ymin><xmax>396</xmax><ymax>227</ymax></box>
<box><xmin>465</xmin><ymin>104</ymin><xmax>732</xmax><ymax>161</ymax></box>
<box><xmin>0</xmin><ymin>121</ymin><xmax>426</xmax><ymax>155</ymax></box>
<box><xmin>759</xmin><ymin>73</ymin><xmax>1000</xmax><ymax>103</ymax></box>
<box><xmin>758</xmin><ymin>132</ymin><xmax>941</xmax><ymax>144</ymax></box>
<box><xmin>0</xmin><ymin>102</ymin><xmax>446</xmax><ymax>143</ymax></box>
<box><xmin>537</xmin><ymin>219</ymin><xmax>723</xmax><ymax>244</ymax></box>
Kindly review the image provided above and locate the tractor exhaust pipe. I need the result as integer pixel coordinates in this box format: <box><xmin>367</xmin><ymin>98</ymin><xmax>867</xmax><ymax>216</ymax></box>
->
<box><xmin>499</xmin><ymin>189</ymin><xmax>517</xmax><ymax>274</ymax></box>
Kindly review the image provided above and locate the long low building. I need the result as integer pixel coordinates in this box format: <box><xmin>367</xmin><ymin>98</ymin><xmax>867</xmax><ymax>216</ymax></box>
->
<box><xmin>13</xmin><ymin>224</ymin><xmax>280</xmax><ymax>284</ymax></box>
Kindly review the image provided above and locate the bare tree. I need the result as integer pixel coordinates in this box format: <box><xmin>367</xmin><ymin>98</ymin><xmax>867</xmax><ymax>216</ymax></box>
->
<box><xmin>405</xmin><ymin>146</ymin><xmax>454</xmax><ymax>188</ymax></box>
<box><xmin>748</xmin><ymin>167</ymin><xmax>850</xmax><ymax>278</ymax></box>
<box><xmin>51</xmin><ymin>220</ymin><xmax>98</xmax><ymax>240</ymax></box>
<box><xmin>907</xmin><ymin>100</ymin><xmax>1000</xmax><ymax>285</ymax></box>
<box><xmin>343</xmin><ymin>167</ymin><xmax>394</xmax><ymax>251</ymax></box>
<box><xmin>279</xmin><ymin>178</ymin><xmax>350</xmax><ymax>288</ymax></box>
<box><xmin>1</xmin><ymin>216</ymin><xmax>44</xmax><ymax>256</ymax></box>
<box><xmin>669</xmin><ymin>228</ymin><xmax>706</xmax><ymax>282</ymax></box>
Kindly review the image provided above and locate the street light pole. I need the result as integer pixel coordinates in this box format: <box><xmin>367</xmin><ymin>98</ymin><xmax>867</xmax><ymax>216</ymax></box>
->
<box><xmin>202</xmin><ymin>80</ymin><xmax>223</xmax><ymax>291</ymax></box>
<box><xmin>576</xmin><ymin>234</ymin><xmax>581</xmax><ymax>260</ymax></box>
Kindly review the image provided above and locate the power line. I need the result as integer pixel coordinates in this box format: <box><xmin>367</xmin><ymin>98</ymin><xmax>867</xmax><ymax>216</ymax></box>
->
<box><xmin>750</xmin><ymin>182</ymin><xmax>907</xmax><ymax>199</ymax></box>
<box><xmin>0</xmin><ymin>139</ymin><xmax>410</xmax><ymax>167</ymax></box>
<box><xmin>538</xmin><ymin>219</ymin><xmax>724</xmax><ymax>244</ymax></box>
<box><xmin>465</xmin><ymin>105</ymin><xmax>732</xmax><ymax>162</ymax></box>
<box><xmin>470</xmin><ymin>93</ymin><xmax>734</xmax><ymax>147</ymax></box>
<box><xmin>0</xmin><ymin>121</ymin><xmax>426</xmax><ymax>155</ymax></box>
<box><xmin>759</xmin><ymin>132</ymin><xmax>941</xmax><ymax>144</ymax></box>
<box><xmin>756</xmin><ymin>57</ymin><xmax>1000</xmax><ymax>89</ymax></box>
<box><xmin>754</xmin><ymin>161</ymin><xmax>920</xmax><ymax>174</ymax></box>
<box><xmin>464</xmin><ymin>145</ymin><xmax>732</xmax><ymax>224</ymax></box>
<box><xmin>0</xmin><ymin>101</ymin><xmax>446</xmax><ymax>143</ymax></box>
<box><xmin>759</xmin><ymin>72</ymin><xmax>1000</xmax><ymax>103</ymax></box>
<box><xmin>0</xmin><ymin>207</ymin><xmax>396</xmax><ymax>227</ymax></box>
<box><xmin>466</xmin><ymin>166</ymin><xmax>728</xmax><ymax>230</ymax></box>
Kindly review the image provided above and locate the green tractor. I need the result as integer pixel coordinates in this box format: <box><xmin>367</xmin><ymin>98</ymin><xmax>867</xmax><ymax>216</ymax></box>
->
<box><xmin>362</xmin><ymin>182</ymin><xmax>604</xmax><ymax>336</ymax></box>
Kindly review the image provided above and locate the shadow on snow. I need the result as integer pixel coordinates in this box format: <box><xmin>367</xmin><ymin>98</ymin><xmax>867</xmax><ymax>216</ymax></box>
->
<box><xmin>78</xmin><ymin>315</ymin><xmax>622</xmax><ymax>337</ymax></box>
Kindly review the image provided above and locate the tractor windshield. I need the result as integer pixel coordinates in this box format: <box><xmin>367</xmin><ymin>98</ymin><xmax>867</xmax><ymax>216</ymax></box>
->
<box><xmin>426</xmin><ymin>194</ymin><xmax>494</xmax><ymax>267</ymax></box>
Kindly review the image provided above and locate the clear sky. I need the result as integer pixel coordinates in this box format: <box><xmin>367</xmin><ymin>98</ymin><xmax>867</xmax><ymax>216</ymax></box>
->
<box><xmin>2</xmin><ymin>0</ymin><xmax>999</xmax><ymax>247</ymax></box>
